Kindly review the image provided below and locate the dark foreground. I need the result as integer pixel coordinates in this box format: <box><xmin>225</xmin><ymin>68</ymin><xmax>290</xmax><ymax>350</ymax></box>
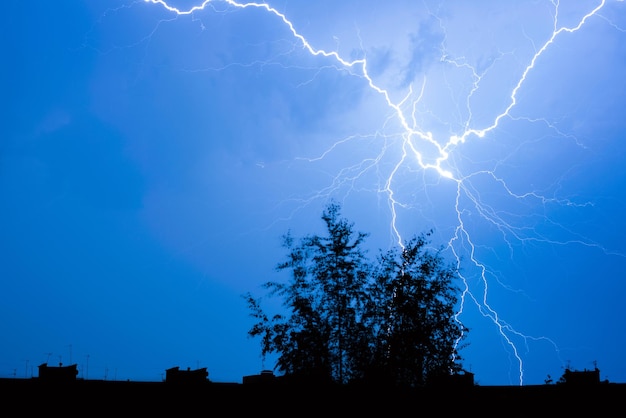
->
<box><xmin>1</xmin><ymin>378</ymin><xmax>624</xmax><ymax>416</ymax></box>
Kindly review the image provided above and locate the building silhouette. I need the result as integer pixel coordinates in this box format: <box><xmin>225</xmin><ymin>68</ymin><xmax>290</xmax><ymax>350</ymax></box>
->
<box><xmin>165</xmin><ymin>366</ymin><xmax>209</xmax><ymax>384</ymax></box>
<box><xmin>560</xmin><ymin>367</ymin><xmax>602</xmax><ymax>385</ymax></box>
<box><xmin>242</xmin><ymin>369</ymin><xmax>276</xmax><ymax>385</ymax></box>
<box><xmin>37</xmin><ymin>362</ymin><xmax>78</xmax><ymax>382</ymax></box>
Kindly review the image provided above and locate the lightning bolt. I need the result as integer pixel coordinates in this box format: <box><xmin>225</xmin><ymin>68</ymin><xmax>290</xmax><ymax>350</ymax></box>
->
<box><xmin>126</xmin><ymin>0</ymin><xmax>624</xmax><ymax>385</ymax></box>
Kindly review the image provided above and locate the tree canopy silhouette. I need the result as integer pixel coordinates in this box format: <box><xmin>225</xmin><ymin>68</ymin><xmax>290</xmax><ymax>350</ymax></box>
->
<box><xmin>243</xmin><ymin>201</ymin><xmax>468</xmax><ymax>387</ymax></box>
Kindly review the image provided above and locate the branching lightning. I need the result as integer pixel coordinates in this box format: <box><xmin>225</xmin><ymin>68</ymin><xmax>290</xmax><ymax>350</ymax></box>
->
<box><xmin>137</xmin><ymin>0</ymin><xmax>623</xmax><ymax>385</ymax></box>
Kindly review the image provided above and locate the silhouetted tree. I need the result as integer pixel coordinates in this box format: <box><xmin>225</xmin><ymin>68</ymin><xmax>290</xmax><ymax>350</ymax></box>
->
<box><xmin>245</xmin><ymin>232</ymin><xmax>332</xmax><ymax>382</ymax></box>
<box><xmin>362</xmin><ymin>232</ymin><xmax>468</xmax><ymax>387</ymax></box>
<box><xmin>244</xmin><ymin>201</ymin><xmax>468</xmax><ymax>387</ymax></box>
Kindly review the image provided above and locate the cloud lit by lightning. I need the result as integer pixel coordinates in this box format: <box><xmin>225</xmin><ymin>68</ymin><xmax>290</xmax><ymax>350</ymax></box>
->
<box><xmin>97</xmin><ymin>0</ymin><xmax>626</xmax><ymax>385</ymax></box>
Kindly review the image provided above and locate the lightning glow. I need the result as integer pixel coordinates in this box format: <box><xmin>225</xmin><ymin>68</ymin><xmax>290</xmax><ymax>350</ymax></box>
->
<box><xmin>130</xmin><ymin>0</ymin><xmax>625</xmax><ymax>385</ymax></box>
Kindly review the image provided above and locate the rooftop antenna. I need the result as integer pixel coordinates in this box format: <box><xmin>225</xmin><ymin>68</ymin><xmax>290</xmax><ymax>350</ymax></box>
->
<box><xmin>44</xmin><ymin>352</ymin><xmax>52</xmax><ymax>364</ymax></box>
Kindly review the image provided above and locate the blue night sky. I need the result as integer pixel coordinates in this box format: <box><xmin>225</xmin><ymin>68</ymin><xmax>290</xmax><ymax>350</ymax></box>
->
<box><xmin>2</xmin><ymin>0</ymin><xmax>626</xmax><ymax>385</ymax></box>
